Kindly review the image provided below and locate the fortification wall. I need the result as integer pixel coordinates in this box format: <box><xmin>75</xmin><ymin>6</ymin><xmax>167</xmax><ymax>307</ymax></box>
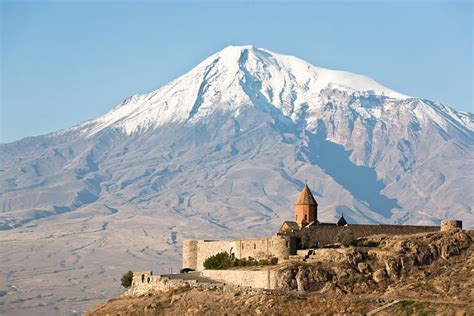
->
<box><xmin>184</xmin><ymin>236</ymin><xmax>296</xmax><ymax>270</ymax></box>
<box><xmin>302</xmin><ymin>224</ymin><xmax>440</xmax><ymax>246</ymax></box>
<box><xmin>230</xmin><ymin>236</ymin><xmax>295</xmax><ymax>260</ymax></box>
<box><xmin>126</xmin><ymin>269</ymin><xmax>280</xmax><ymax>297</ymax></box>
<box><xmin>270</xmin><ymin>235</ymin><xmax>294</xmax><ymax>259</ymax></box>
<box><xmin>441</xmin><ymin>220</ymin><xmax>462</xmax><ymax>231</ymax></box>
<box><xmin>351</xmin><ymin>224</ymin><xmax>440</xmax><ymax>237</ymax></box>
<box><xmin>183</xmin><ymin>240</ymin><xmax>198</xmax><ymax>270</ymax></box>
<box><xmin>194</xmin><ymin>240</ymin><xmax>231</xmax><ymax>271</ymax></box>
<box><xmin>202</xmin><ymin>269</ymin><xmax>278</xmax><ymax>289</ymax></box>
<box><xmin>123</xmin><ymin>271</ymin><xmax>197</xmax><ymax>298</ymax></box>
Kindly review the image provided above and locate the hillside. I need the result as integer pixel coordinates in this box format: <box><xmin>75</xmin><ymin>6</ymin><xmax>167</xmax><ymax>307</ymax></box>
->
<box><xmin>85</xmin><ymin>230</ymin><xmax>474</xmax><ymax>315</ymax></box>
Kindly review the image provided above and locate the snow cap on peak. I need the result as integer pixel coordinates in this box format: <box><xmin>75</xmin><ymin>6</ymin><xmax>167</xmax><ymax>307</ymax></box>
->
<box><xmin>203</xmin><ymin>45</ymin><xmax>409</xmax><ymax>99</ymax></box>
<box><xmin>207</xmin><ymin>44</ymin><xmax>261</xmax><ymax>65</ymax></box>
<box><xmin>221</xmin><ymin>44</ymin><xmax>255</xmax><ymax>51</ymax></box>
<box><xmin>87</xmin><ymin>45</ymin><xmax>412</xmax><ymax>136</ymax></box>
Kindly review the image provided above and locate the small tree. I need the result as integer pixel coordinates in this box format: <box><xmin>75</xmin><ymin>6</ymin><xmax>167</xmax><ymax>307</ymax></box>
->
<box><xmin>269</xmin><ymin>257</ymin><xmax>279</xmax><ymax>265</ymax></box>
<box><xmin>300</xmin><ymin>232</ymin><xmax>310</xmax><ymax>249</ymax></box>
<box><xmin>121</xmin><ymin>271</ymin><xmax>133</xmax><ymax>288</ymax></box>
<box><xmin>203</xmin><ymin>252</ymin><xmax>234</xmax><ymax>270</ymax></box>
<box><xmin>336</xmin><ymin>228</ymin><xmax>355</xmax><ymax>247</ymax></box>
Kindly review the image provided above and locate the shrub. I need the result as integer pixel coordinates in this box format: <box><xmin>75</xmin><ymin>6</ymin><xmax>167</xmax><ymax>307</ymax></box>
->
<box><xmin>204</xmin><ymin>252</ymin><xmax>279</xmax><ymax>269</ymax></box>
<box><xmin>120</xmin><ymin>271</ymin><xmax>133</xmax><ymax>288</ymax></box>
<box><xmin>247</xmin><ymin>257</ymin><xmax>257</xmax><ymax>266</ymax></box>
<box><xmin>351</xmin><ymin>238</ymin><xmax>380</xmax><ymax>248</ymax></box>
<box><xmin>395</xmin><ymin>300</ymin><xmax>428</xmax><ymax>315</ymax></box>
<box><xmin>300</xmin><ymin>232</ymin><xmax>310</xmax><ymax>249</ymax></box>
<box><xmin>352</xmin><ymin>239</ymin><xmax>364</xmax><ymax>247</ymax></box>
<box><xmin>336</xmin><ymin>228</ymin><xmax>355</xmax><ymax>247</ymax></box>
<box><xmin>345</xmin><ymin>275</ymin><xmax>363</xmax><ymax>286</ymax></box>
<box><xmin>203</xmin><ymin>252</ymin><xmax>234</xmax><ymax>270</ymax></box>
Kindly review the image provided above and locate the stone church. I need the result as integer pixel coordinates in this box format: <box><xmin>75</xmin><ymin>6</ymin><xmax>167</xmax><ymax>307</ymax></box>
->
<box><xmin>183</xmin><ymin>184</ymin><xmax>461</xmax><ymax>270</ymax></box>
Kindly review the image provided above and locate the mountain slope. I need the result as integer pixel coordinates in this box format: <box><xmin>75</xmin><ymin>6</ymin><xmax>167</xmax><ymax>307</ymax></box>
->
<box><xmin>0</xmin><ymin>45</ymin><xmax>472</xmax><ymax>314</ymax></box>
<box><xmin>1</xmin><ymin>45</ymin><xmax>472</xmax><ymax>229</ymax></box>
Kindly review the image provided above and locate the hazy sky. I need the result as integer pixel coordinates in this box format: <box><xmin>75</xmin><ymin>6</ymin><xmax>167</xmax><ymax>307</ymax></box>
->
<box><xmin>1</xmin><ymin>1</ymin><xmax>472</xmax><ymax>143</ymax></box>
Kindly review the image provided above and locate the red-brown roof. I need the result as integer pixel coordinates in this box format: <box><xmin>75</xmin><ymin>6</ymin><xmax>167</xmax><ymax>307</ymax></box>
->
<box><xmin>295</xmin><ymin>184</ymin><xmax>318</xmax><ymax>206</ymax></box>
<box><xmin>278</xmin><ymin>221</ymin><xmax>300</xmax><ymax>233</ymax></box>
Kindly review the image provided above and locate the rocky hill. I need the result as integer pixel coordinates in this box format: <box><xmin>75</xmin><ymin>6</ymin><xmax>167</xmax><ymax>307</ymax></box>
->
<box><xmin>86</xmin><ymin>230</ymin><xmax>473</xmax><ymax>315</ymax></box>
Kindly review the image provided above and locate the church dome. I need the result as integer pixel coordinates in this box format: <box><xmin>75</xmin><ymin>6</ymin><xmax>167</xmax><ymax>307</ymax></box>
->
<box><xmin>337</xmin><ymin>215</ymin><xmax>347</xmax><ymax>226</ymax></box>
<box><xmin>295</xmin><ymin>184</ymin><xmax>318</xmax><ymax>206</ymax></box>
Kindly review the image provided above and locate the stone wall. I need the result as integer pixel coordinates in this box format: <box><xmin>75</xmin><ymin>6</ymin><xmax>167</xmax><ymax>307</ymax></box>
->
<box><xmin>123</xmin><ymin>271</ymin><xmax>197</xmax><ymax>298</ymax></box>
<box><xmin>194</xmin><ymin>240</ymin><xmax>236</xmax><ymax>271</ymax></box>
<box><xmin>441</xmin><ymin>220</ymin><xmax>463</xmax><ymax>231</ymax></box>
<box><xmin>183</xmin><ymin>240</ymin><xmax>198</xmax><ymax>271</ymax></box>
<box><xmin>202</xmin><ymin>269</ymin><xmax>278</xmax><ymax>289</ymax></box>
<box><xmin>300</xmin><ymin>224</ymin><xmax>441</xmax><ymax>246</ymax></box>
<box><xmin>184</xmin><ymin>235</ymin><xmax>296</xmax><ymax>270</ymax></box>
<box><xmin>124</xmin><ymin>269</ymin><xmax>280</xmax><ymax>296</ymax></box>
<box><xmin>182</xmin><ymin>220</ymin><xmax>462</xmax><ymax>270</ymax></box>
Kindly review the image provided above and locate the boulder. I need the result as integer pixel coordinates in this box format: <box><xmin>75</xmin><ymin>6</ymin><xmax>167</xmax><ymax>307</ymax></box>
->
<box><xmin>295</xmin><ymin>267</ymin><xmax>306</xmax><ymax>292</ymax></box>
<box><xmin>357</xmin><ymin>262</ymin><xmax>370</xmax><ymax>274</ymax></box>
<box><xmin>372</xmin><ymin>269</ymin><xmax>387</xmax><ymax>283</ymax></box>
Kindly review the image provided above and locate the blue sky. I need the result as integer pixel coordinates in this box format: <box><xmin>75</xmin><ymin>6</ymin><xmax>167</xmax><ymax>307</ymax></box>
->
<box><xmin>1</xmin><ymin>1</ymin><xmax>472</xmax><ymax>143</ymax></box>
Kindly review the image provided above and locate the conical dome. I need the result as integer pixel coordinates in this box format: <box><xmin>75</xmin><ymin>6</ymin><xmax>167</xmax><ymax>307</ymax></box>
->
<box><xmin>337</xmin><ymin>215</ymin><xmax>347</xmax><ymax>226</ymax></box>
<box><xmin>295</xmin><ymin>184</ymin><xmax>318</xmax><ymax>205</ymax></box>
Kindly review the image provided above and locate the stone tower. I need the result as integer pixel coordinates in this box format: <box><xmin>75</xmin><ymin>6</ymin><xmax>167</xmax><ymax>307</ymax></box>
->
<box><xmin>295</xmin><ymin>184</ymin><xmax>318</xmax><ymax>227</ymax></box>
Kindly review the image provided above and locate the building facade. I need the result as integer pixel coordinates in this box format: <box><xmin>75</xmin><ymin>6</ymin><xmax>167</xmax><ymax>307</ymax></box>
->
<box><xmin>183</xmin><ymin>235</ymin><xmax>296</xmax><ymax>271</ymax></box>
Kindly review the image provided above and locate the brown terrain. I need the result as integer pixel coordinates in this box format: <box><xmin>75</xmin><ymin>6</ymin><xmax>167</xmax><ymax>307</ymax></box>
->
<box><xmin>86</xmin><ymin>230</ymin><xmax>473</xmax><ymax>315</ymax></box>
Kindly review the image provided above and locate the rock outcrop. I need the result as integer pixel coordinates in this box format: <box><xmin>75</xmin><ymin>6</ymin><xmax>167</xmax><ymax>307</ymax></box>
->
<box><xmin>276</xmin><ymin>230</ymin><xmax>472</xmax><ymax>293</ymax></box>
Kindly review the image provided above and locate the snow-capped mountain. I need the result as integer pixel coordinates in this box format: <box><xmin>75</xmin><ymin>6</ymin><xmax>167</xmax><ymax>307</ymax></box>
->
<box><xmin>1</xmin><ymin>45</ymin><xmax>472</xmax><ymax>228</ymax></box>
<box><xmin>0</xmin><ymin>45</ymin><xmax>472</xmax><ymax>313</ymax></box>
<box><xmin>81</xmin><ymin>45</ymin><xmax>409</xmax><ymax>136</ymax></box>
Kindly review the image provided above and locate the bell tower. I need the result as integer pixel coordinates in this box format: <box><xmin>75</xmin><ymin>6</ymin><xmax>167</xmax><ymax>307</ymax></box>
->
<box><xmin>295</xmin><ymin>184</ymin><xmax>318</xmax><ymax>227</ymax></box>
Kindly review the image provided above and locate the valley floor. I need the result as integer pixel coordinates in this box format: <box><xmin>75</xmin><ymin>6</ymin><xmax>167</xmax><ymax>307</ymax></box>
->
<box><xmin>0</xmin><ymin>213</ymin><xmax>181</xmax><ymax>315</ymax></box>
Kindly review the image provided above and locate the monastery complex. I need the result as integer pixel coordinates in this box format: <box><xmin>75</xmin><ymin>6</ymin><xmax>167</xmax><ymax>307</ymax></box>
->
<box><xmin>124</xmin><ymin>184</ymin><xmax>464</xmax><ymax>297</ymax></box>
<box><xmin>183</xmin><ymin>184</ymin><xmax>463</xmax><ymax>271</ymax></box>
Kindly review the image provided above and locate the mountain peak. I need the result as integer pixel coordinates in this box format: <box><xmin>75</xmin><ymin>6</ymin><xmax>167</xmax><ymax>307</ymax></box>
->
<box><xmin>85</xmin><ymin>46</ymin><xmax>418</xmax><ymax>136</ymax></box>
<box><xmin>220</xmin><ymin>44</ymin><xmax>256</xmax><ymax>52</ymax></box>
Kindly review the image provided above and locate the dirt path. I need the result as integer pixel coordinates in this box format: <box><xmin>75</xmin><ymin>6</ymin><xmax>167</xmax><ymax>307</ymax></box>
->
<box><xmin>368</xmin><ymin>298</ymin><xmax>473</xmax><ymax>315</ymax></box>
<box><xmin>367</xmin><ymin>300</ymin><xmax>400</xmax><ymax>315</ymax></box>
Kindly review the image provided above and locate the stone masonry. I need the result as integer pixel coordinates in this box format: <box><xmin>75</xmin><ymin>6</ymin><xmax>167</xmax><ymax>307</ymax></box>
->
<box><xmin>183</xmin><ymin>235</ymin><xmax>296</xmax><ymax>271</ymax></box>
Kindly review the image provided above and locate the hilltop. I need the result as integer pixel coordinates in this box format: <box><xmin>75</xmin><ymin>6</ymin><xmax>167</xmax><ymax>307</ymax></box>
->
<box><xmin>86</xmin><ymin>229</ymin><xmax>473</xmax><ymax>315</ymax></box>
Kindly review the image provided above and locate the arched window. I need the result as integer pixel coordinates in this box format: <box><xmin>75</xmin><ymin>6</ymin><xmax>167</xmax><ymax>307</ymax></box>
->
<box><xmin>141</xmin><ymin>274</ymin><xmax>145</xmax><ymax>283</ymax></box>
<box><xmin>254</xmin><ymin>243</ymin><xmax>256</xmax><ymax>249</ymax></box>
<box><xmin>304</xmin><ymin>214</ymin><xmax>307</xmax><ymax>221</ymax></box>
